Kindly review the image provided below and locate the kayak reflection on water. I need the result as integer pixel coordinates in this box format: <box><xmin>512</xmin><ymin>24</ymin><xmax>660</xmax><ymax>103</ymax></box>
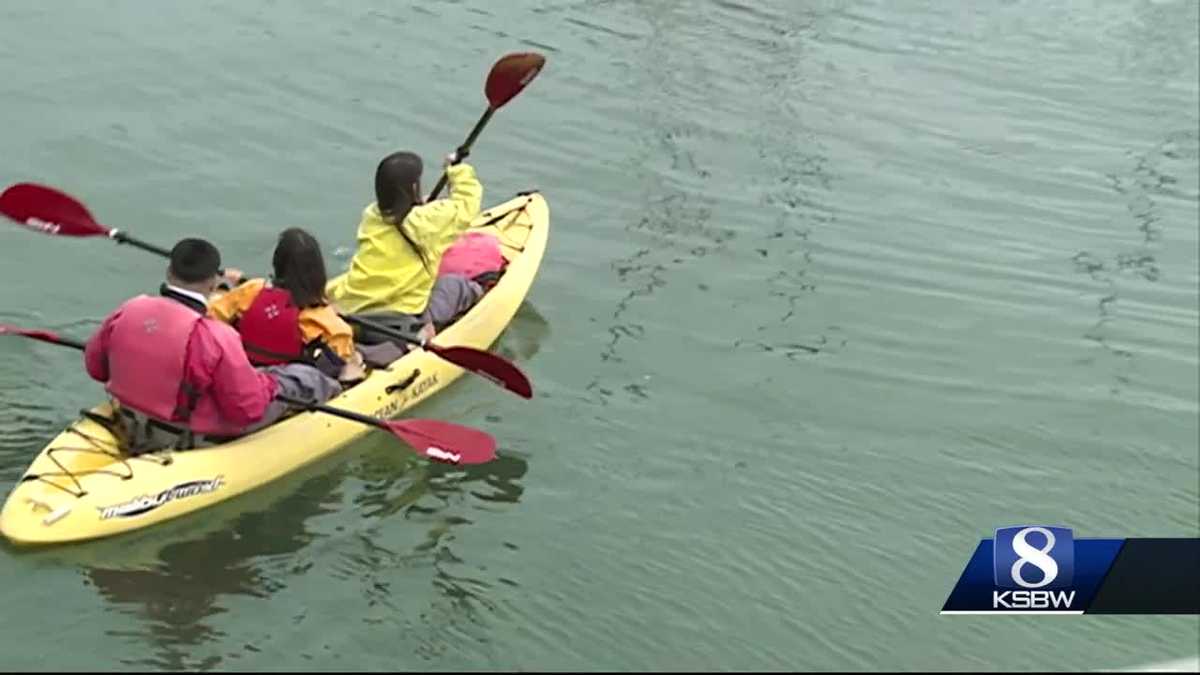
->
<box><xmin>72</xmin><ymin>448</ymin><xmax>530</xmax><ymax>669</ymax></box>
<box><xmin>496</xmin><ymin>301</ymin><xmax>551</xmax><ymax>365</ymax></box>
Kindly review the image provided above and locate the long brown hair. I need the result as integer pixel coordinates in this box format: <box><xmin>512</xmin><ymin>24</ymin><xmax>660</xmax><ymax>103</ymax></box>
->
<box><xmin>375</xmin><ymin>151</ymin><xmax>432</xmax><ymax>273</ymax></box>
<box><xmin>272</xmin><ymin>228</ymin><xmax>328</xmax><ymax>308</ymax></box>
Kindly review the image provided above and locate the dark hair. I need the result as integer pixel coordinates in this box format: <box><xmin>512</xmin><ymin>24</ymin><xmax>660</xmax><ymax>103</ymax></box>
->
<box><xmin>168</xmin><ymin>238</ymin><xmax>221</xmax><ymax>283</ymax></box>
<box><xmin>272</xmin><ymin>228</ymin><xmax>328</xmax><ymax>308</ymax></box>
<box><xmin>374</xmin><ymin>151</ymin><xmax>431</xmax><ymax>272</ymax></box>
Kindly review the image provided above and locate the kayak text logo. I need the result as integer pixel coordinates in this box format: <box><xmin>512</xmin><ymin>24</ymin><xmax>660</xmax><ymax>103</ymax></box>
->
<box><xmin>375</xmin><ymin>373</ymin><xmax>440</xmax><ymax>419</ymax></box>
<box><xmin>20</xmin><ymin>217</ymin><xmax>61</xmax><ymax>234</ymax></box>
<box><xmin>409</xmin><ymin>373</ymin><xmax>440</xmax><ymax>400</ymax></box>
<box><xmin>425</xmin><ymin>446</ymin><xmax>462</xmax><ymax>464</ymax></box>
<box><xmin>96</xmin><ymin>477</ymin><xmax>224</xmax><ymax>520</ymax></box>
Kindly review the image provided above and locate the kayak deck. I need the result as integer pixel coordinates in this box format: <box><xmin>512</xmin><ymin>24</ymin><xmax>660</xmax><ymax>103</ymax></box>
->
<box><xmin>0</xmin><ymin>192</ymin><xmax>548</xmax><ymax>546</ymax></box>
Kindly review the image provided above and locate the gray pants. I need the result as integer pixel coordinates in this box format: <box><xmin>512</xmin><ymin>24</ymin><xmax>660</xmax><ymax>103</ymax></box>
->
<box><xmin>349</xmin><ymin>274</ymin><xmax>483</xmax><ymax>351</ymax></box>
<box><xmin>242</xmin><ymin>363</ymin><xmax>344</xmax><ymax>433</ymax></box>
<box><xmin>114</xmin><ymin>363</ymin><xmax>342</xmax><ymax>452</ymax></box>
<box><xmin>425</xmin><ymin>274</ymin><xmax>485</xmax><ymax>328</ymax></box>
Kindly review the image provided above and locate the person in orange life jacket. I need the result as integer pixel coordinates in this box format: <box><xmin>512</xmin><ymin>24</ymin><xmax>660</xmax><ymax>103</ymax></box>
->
<box><xmin>83</xmin><ymin>238</ymin><xmax>342</xmax><ymax>452</ymax></box>
<box><xmin>208</xmin><ymin>228</ymin><xmax>372</xmax><ymax>382</ymax></box>
<box><xmin>326</xmin><ymin>150</ymin><xmax>485</xmax><ymax>349</ymax></box>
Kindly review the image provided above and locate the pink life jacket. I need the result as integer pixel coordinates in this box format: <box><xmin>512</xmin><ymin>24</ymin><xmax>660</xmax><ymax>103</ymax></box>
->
<box><xmin>104</xmin><ymin>295</ymin><xmax>203</xmax><ymax>424</ymax></box>
<box><xmin>438</xmin><ymin>231</ymin><xmax>505</xmax><ymax>280</ymax></box>
<box><xmin>184</xmin><ymin>319</ymin><xmax>276</xmax><ymax>436</ymax></box>
<box><xmin>236</xmin><ymin>285</ymin><xmax>303</xmax><ymax>366</ymax></box>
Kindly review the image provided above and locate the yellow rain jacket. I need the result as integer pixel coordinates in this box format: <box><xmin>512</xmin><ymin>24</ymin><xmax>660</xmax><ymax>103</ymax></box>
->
<box><xmin>327</xmin><ymin>163</ymin><xmax>483</xmax><ymax>315</ymax></box>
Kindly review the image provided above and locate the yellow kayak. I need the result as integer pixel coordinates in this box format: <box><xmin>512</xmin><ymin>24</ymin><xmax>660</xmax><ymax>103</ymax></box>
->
<box><xmin>0</xmin><ymin>192</ymin><xmax>549</xmax><ymax>546</ymax></box>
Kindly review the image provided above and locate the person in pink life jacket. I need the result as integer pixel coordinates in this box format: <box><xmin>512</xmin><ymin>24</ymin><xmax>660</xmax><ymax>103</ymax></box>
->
<box><xmin>84</xmin><ymin>238</ymin><xmax>342</xmax><ymax>451</ymax></box>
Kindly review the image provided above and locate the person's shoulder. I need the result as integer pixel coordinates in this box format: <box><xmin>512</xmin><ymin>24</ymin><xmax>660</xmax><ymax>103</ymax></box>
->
<box><xmin>197</xmin><ymin>314</ymin><xmax>242</xmax><ymax>344</ymax></box>
<box><xmin>300</xmin><ymin>302</ymin><xmax>351</xmax><ymax>328</ymax></box>
<box><xmin>117</xmin><ymin>292</ymin><xmax>154</xmax><ymax>306</ymax></box>
<box><xmin>105</xmin><ymin>293</ymin><xmax>155</xmax><ymax>315</ymax></box>
<box><xmin>300</xmin><ymin>301</ymin><xmax>337</xmax><ymax>317</ymax></box>
<box><xmin>228</xmin><ymin>277</ymin><xmax>268</xmax><ymax>300</ymax></box>
<box><xmin>361</xmin><ymin>202</ymin><xmax>385</xmax><ymax>224</ymax></box>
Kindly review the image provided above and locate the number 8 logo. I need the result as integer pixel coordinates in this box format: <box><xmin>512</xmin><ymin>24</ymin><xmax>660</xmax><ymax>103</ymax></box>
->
<box><xmin>1010</xmin><ymin>526</ymin><xmax>1059</xmax><ymax>589</ymax></box>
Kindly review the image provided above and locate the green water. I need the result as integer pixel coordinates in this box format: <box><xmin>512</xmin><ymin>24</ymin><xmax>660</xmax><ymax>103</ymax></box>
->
<box><xmin>1</xmin><ymin>0</ymin><xmax>1198</xmax><ymax>671</ymax></box>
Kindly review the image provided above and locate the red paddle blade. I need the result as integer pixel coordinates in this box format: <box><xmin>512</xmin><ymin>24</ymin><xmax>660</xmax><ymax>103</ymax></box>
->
<box><xmin>0</xmin><ymin>183</ymin><xmax>112</xmax><ymax>237</ymax></box>
<box><xmin>0</xmin><ymin>323</ymin><xmax>65</xmax><ymax>345</ymax></box>
<box><xmin>384</xmin><ymin>419</ymin><xmax>498</xmax><ymax>465</ymax></box>
<box><xmin>485</xmin><ymin>52</ymin><xmax>546</xmax><ymax>109</ymax></box>
<box><xmin>427</xmin><ymin>344</ymin><xmax>533</xmax><ymax>399</ymax></box>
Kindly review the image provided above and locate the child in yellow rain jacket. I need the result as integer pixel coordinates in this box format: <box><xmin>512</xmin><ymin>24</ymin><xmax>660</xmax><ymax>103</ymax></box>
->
<box><xmin>326</xmin><ymin>149</ymin><xmax>484</xmax><ymax>348</ymax></box>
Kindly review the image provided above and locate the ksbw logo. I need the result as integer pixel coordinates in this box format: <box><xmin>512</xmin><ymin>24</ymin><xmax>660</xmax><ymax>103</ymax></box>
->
<box><xmin>992</xmin><ymin>526</ymin><xmax>1076</xmax><ymax>610</ymax></box>
<box><xmin>941</xmin><ymin>526</ymin><xmax>1191</xmax><ymax>615</ymax></box>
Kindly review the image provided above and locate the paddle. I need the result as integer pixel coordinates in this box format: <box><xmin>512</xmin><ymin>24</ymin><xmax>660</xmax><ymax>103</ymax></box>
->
<box><xmin>341</xmin><ymin>314</ymin><xmax>531</xmax><ymax>398</ymax></box>
<box><xmin>0</xmin><ymin>323</ymin><xmax>85</xmax><ymax>349</ymax></box>
<box><xmin>0</xmin><ymin>323</ymin><xmax>497</xmax><ymax>465</ymax></box>
<box><xmin>0</xmin><ymin>183</ymin><xmax>534</xmax><ymax>400</ymax></box>
<box><xmin>0</xmin><ymin>182</ymin><xmax>171</xmax><ymax>257</ymax></box>
<box><xmin>272</xmin><ymin>395</ymin><xmax>495</xmax><ymax>465</ymax></box>
<box><xmin>426</xmin><ymin>52</ymin><xmax>546</xmax><ymax>201</ymax></box>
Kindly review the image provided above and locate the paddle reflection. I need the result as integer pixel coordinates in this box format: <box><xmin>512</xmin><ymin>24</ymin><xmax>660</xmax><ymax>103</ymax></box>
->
<box><xmin>344</xmin><ymin>445</ymin><xmax>531</xmax><ymax>655</ymax></box>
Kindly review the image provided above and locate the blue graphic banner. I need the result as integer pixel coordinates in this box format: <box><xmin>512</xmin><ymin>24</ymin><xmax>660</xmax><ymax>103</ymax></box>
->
<box><xmin>942</xmin><ymin>528</ymin><xmax>1198</xmax><ymax>614</ymax></box>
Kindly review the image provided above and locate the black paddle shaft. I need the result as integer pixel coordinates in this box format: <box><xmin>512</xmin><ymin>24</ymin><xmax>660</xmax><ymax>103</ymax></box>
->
<box><xmin>112</xmin><ymin>231</ymin><xmax>172</xmax><ymax>257</ymax></box>
<box><xmin>45</xmin><ymin>335</ymin><xmax>86</xmax><ymax>351</ymax></box>
<box><xmin>340</xmin><ymin>314</ymin><xmax>425</xmax><ymax>348</ymax></box>
<box><xmin>273</xmin><ymin>393</ymin><xmax>388</xmax><ymax>431</ymax></box>
<box><xmin>427</xmin><ymin>107</ymin><xmax>496</xmax><ymax>201</ymax></box>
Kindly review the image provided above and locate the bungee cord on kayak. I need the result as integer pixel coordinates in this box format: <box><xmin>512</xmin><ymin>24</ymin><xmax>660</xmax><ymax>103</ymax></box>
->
<box><xmin>21</xmin><ymin>421</ymin><xmax>173</xmax><ymax>500</ymax></box>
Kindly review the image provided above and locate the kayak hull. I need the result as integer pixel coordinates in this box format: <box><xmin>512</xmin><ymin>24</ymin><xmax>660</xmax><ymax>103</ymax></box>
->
<box><xmin>0</xmin><ymin>192</ymin><xmax>548</xmax><ymax>546</ymax></box>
